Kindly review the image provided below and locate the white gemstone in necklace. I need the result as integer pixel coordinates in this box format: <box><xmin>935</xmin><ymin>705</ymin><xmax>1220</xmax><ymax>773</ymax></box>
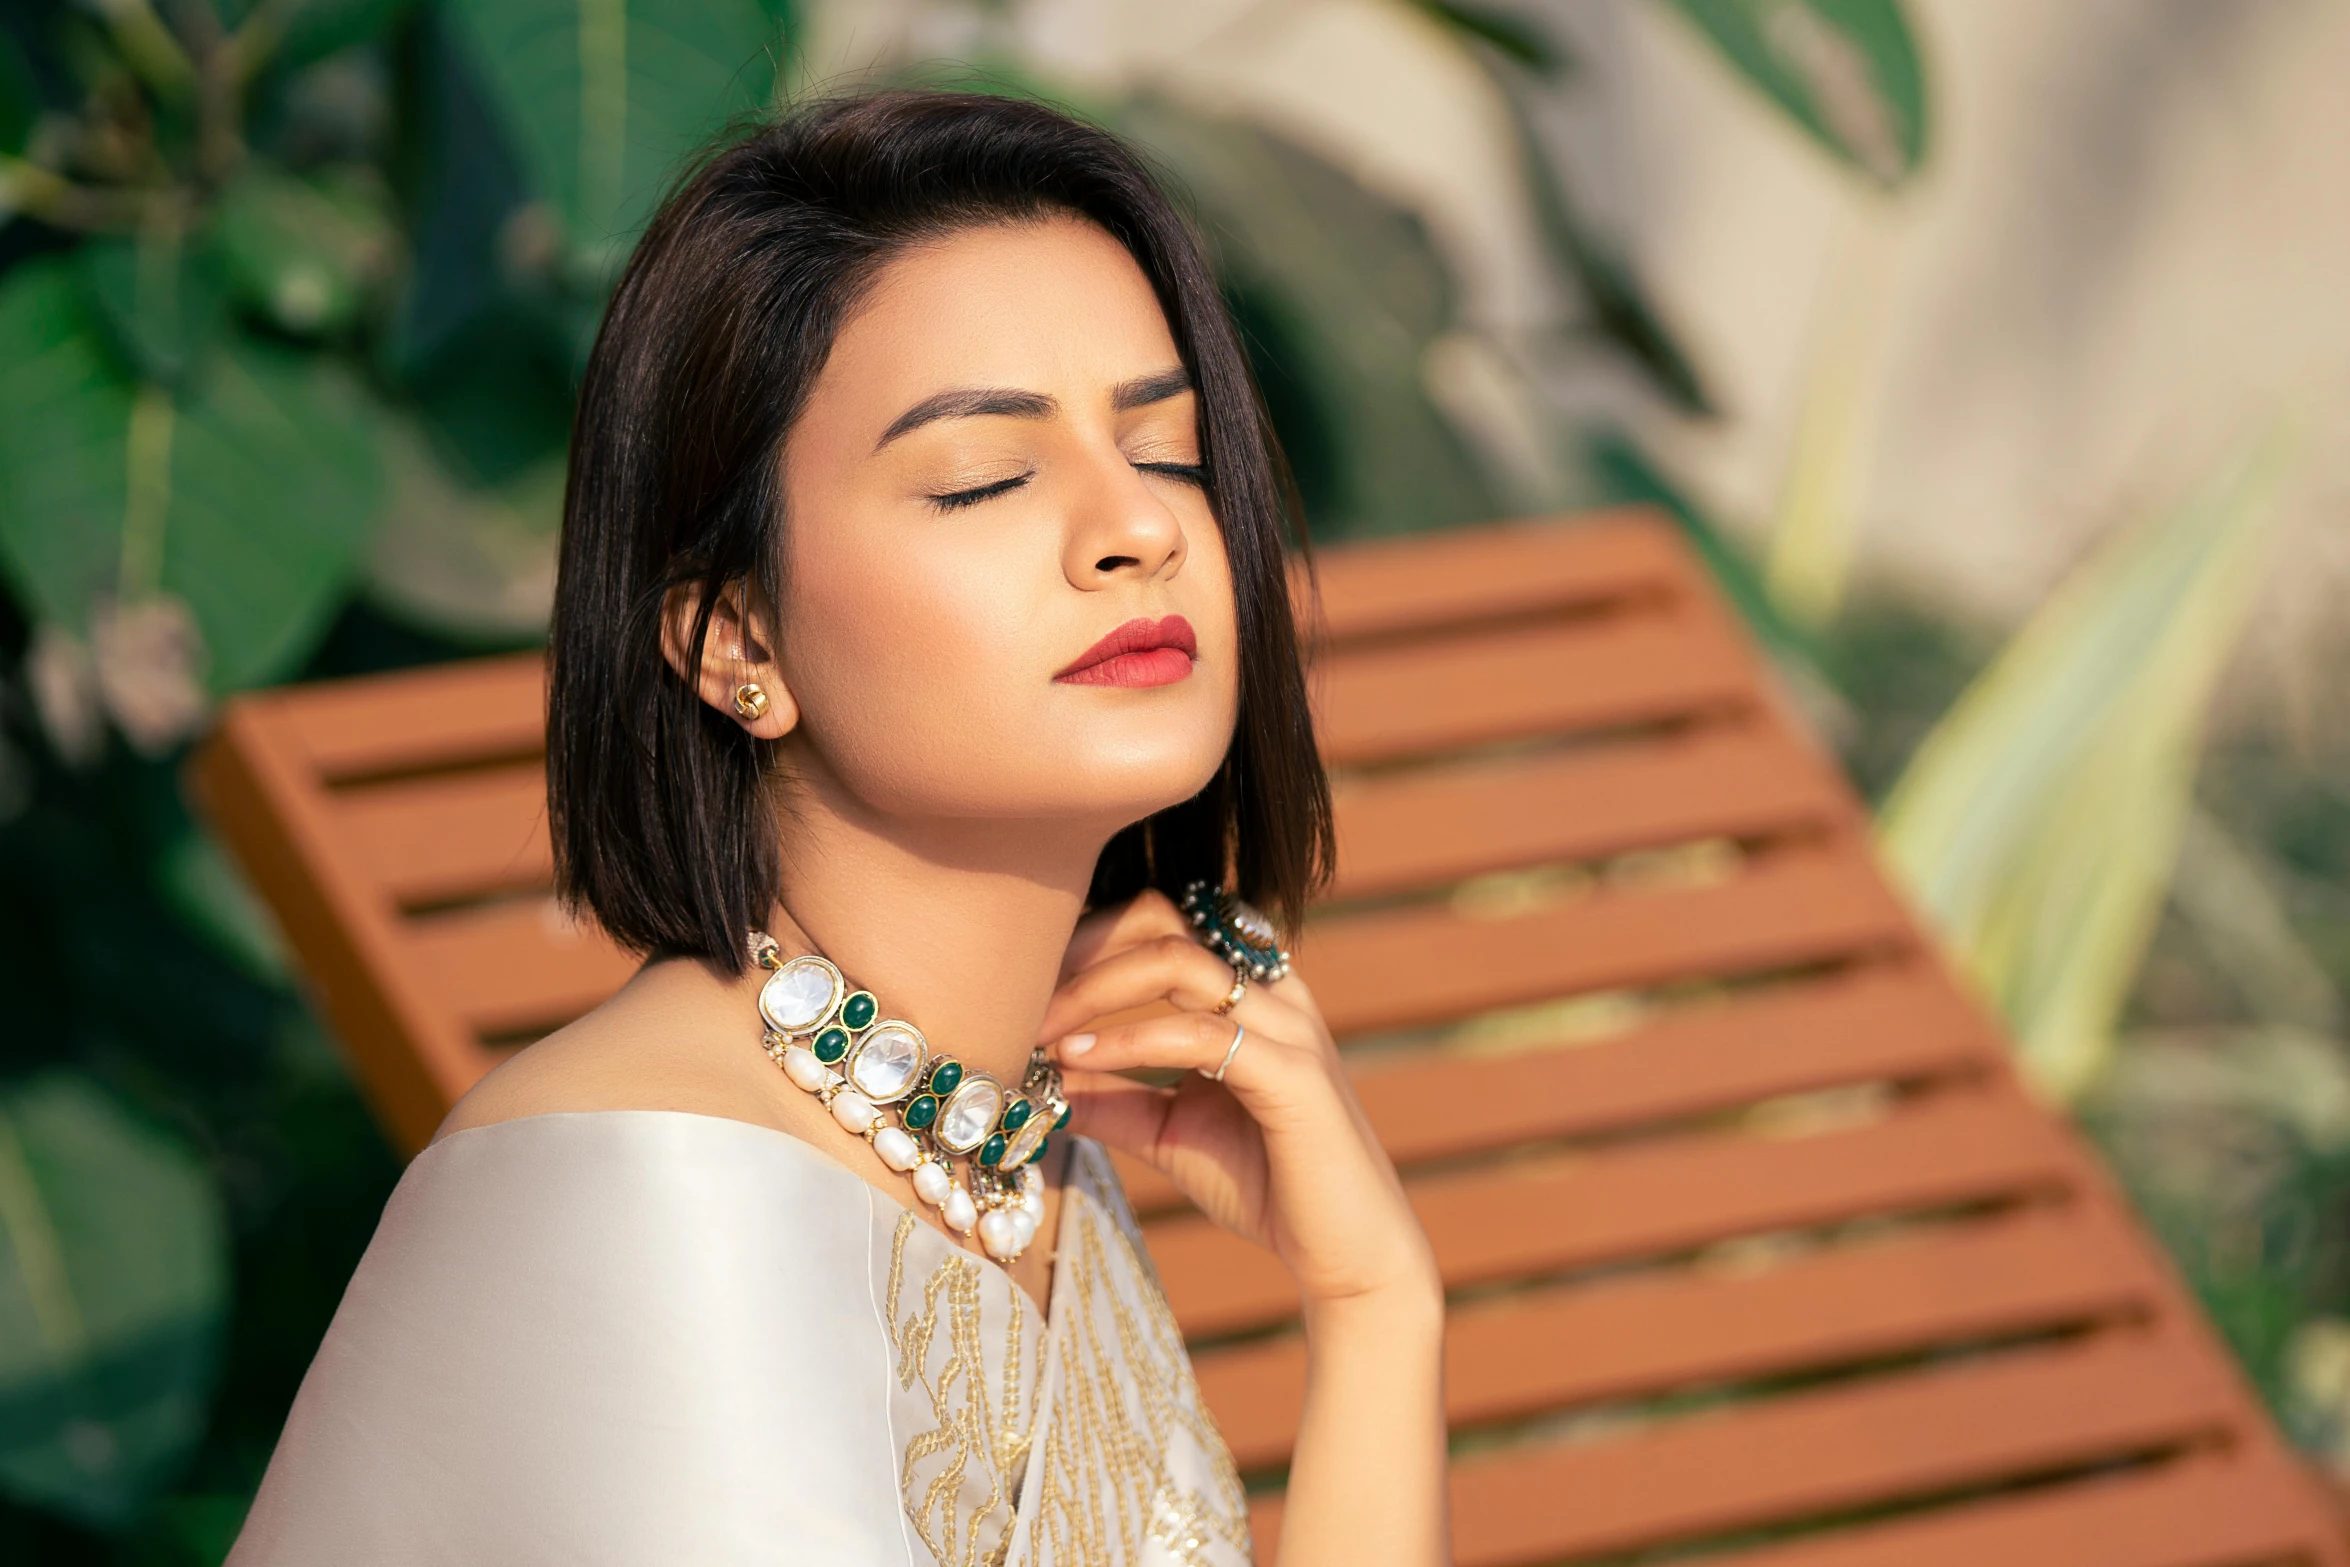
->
<box><xmin>847</xmin><ymin>1022</ymin><xmax>926</xmax><ymax>1102</ymax></box>
<box><xmin>747</xmin><ymin>931</ymin><xmax>1061</xmax><ymax>1265</ymax></box>
<box><xmin>760</xmin><ymin>955</ymin><xmax>842</xmax><ymax>1034</ymax></box>
<box><xmin>936</xmin><ymin>1076</ymin><xmax>1004</xmax><ymax>1153</ymax></box>
<box><xmin>1000</xmin><ymin>1113</ymin><xmax>1050</xmax><ymax>1169</ymax></box>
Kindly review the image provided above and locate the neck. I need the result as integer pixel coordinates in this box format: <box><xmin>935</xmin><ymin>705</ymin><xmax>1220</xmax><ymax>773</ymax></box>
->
<box><xmin>762</xmin><ymin>775</ymin><xmax>1113</xmax><ymax>1089</ymax></box>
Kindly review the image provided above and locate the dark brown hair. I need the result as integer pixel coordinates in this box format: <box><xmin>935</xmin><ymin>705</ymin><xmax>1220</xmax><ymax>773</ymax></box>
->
<box><xmin>547</xmin><ymin>88</ymin><xmax>1332</xmax><ymax>973</ymax></box>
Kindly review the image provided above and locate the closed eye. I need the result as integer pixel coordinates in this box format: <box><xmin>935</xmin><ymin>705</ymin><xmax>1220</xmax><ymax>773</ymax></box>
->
<box><xmin>1135</xmin><ymin>461</ymin><xmax>1206</xmax><ymax>486</ymax></box>
<box><xmin>928</xmin><ymin>472</ymin><xmax>1033</xmax><ymax>511</ymax></box>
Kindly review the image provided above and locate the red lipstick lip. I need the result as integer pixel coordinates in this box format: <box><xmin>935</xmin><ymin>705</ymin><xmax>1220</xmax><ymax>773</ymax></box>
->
<box><xmin>1054</xmin><ymin>615</ymin><xmax>1198</xmax><ymax>685</ymax></box>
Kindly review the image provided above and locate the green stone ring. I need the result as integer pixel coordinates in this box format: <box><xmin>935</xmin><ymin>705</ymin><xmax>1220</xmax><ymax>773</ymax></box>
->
<box><xmin>1178</xmin><ymin>880</ymin><xmax>1291</xmax><ymax>983</ymax></box>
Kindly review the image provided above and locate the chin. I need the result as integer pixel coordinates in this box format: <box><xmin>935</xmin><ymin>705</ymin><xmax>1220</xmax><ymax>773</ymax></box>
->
<box><xmin>907</xmin><ymin>736</ymin><xmax>1231</xmax><ymax>827</ymax></box>
<box><xmin>1063</xmin><ymin>720</ymin><xmax>1232</xmax><ymax>814</ymax></box>
<box><xmin>832</xmin><ymin>741</ymin><xmax>1218</xmax><ymax>826</ymax></box>
<box><xmin>824</xmin><ymin>680</ymin><xmax>1236</xmax><ymax>825</ymax></box>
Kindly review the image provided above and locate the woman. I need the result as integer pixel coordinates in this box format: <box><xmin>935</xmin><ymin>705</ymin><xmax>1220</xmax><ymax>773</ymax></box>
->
<box><xmin>231</xmin><ymin>88</ymin><xmax>1446</xmax><ymax>1566</ymax></box>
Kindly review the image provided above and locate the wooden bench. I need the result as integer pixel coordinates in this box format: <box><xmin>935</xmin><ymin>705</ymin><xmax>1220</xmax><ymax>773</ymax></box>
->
<box><xmin>198</xmin><ymin>509</ymin><xmax>2344</xmax><ymax>1565</ymax></box>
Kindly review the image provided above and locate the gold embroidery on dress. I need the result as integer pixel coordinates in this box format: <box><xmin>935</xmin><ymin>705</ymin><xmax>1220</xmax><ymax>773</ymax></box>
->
<box><xmin>1024</xmin><ymin>1144</ymin><xmax>1252</xmax><ymax>1564</ymax></box>
<box><xmin>1147</xmin><ymin>1484</ymin><xmax>1222</xmax><ymax>1566</ymax></box>
<box><xmin>886</xmin><ymin>1210</ymin><xmax>1039</xmax><ymax>1567</ymax></box>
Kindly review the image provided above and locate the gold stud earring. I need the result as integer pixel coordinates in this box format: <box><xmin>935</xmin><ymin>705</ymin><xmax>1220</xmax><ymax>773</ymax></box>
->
<box><xmin>732</xmin><ymin>683</ymin><xmax>770</xmax><ymax>721</ymax></box>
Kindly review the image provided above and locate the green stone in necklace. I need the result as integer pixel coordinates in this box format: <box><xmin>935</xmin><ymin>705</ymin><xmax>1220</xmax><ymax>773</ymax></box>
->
<box><xmin>748</xmin><ymin>929</ymin><xmax>1065</xmax><ymax>1262</ymax></box>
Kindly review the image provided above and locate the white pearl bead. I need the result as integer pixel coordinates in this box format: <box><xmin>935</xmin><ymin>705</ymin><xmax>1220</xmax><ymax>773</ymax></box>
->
<box><xmin>912</xmin><ymin>1162</ymin><xmax>953</xmax><ymax>1207</ymax></box>
<box><xmin>942</xmin><ymin>1188</ymin><xmax>978</xmax><ymax>1235</ymax></box>
<box><xmin>829</xmin><ymin>1089</ymin><xmax>878</xmax><ymax>1135</ymax></box>
<box><xmin>873</xmin><ymin>1125</ymin><xmax>921</xmax><ymax>1172</ymax></box>
<box><xmin>782</xmin><ymin>1046</ymin><xmax>837</xmax><ymax>1094</ymax></box>
<box><xmin>978</xmin><ymin>1209</ymin><xmax>1022</xmax><ymax>1260</ymax></box>
<box><xmin>1020</xmin><ymin>1182</ymin><xmax>1046</xmax><ymax>1221</ymax></box>
<box><xmin>1010</xmin><ymin>1206</ymin><xmax>1039</xmax><ymax>1249</ymax></box>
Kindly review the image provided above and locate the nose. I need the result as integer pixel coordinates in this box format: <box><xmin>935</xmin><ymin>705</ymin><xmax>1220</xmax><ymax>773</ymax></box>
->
<box><xmin>1061</xmin><ymin>451</ymin><xmax>1188</xmax><ymax>590</ymax></box>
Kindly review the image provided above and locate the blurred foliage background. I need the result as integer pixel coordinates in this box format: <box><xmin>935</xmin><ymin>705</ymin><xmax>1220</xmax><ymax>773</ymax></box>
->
<box><xmin>0</xmin><ymin>0</ymin><xmax>2343</xmax><ymax>1558</ymax></box>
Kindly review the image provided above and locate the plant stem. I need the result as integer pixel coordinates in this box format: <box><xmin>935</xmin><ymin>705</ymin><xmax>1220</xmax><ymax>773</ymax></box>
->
<box><xmin>92</xmin><ymin>0</ymin><xmax>197</xmax><ymax>98</ymax></box>
<box><xmin>0</xmin><ymin>154</ymin><xmax>156</xmax><ymax>232</ymax></box>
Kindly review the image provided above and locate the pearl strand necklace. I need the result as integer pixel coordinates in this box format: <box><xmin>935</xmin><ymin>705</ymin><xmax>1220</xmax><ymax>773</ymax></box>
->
<box><xmin>748</xmin><ymin>930</ymin><xmax>1065</xmax><ymax>1263</ymax></box>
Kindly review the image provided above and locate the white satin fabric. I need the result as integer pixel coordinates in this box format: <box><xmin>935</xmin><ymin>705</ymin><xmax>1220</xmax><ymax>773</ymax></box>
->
<box><xmin>228</xmin><ymin>1111</ymin><xmax>1252</xmax><ymax>1566</ymax></box>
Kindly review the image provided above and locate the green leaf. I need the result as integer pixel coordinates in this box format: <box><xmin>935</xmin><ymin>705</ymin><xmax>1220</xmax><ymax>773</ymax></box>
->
<box><xmin>76</xmin><ymin>234</ymin><xmax>229</xmax><ymax>388</ymax></box>
<box><xmin>406</xmin><ymin>314</ymin><xmax>577</xmax><ymax>487</ymax></box>
<box><xmin>1413</xmin><ymin>1</ymin><xmax>1570</xmax><ymax>75</ymax></box>
<box><xmin>1115</xmin><ymin>100</ymin><xmax>1504</xmax><ymax>541</ymax></box>
<box><xmin>156</xmin><ymin>828</ymin><xmax>290</xmax><ymax>984</ymax></box>
<box><xmin>1486</xmin><ymin>64</ymin><xmax>1712</xmax><ymax>415</ymax></box>
<box><xmin>390</xmin><ymin>10</ymin><xmax>536</xmax><ymax>372</ymax></box>
<box><xmin>163</xmin><ymin>336</ymin><xmax>386</xmax><ymax>688</ymax></box>
<box><xmin>270</xmin><ymin>0</ymin><xmax>420</xmax><ymax>74</ymax></box>
<box><xmin>0</xmin><ymin>25</ymin><xmax>40</xmax><ymax>154</ymax></box>
<box><xmin>442</xmin><ymin>0</ymin><xmax>790</xmax><ymax>268</ymax></box>
<box><xmin>0</xmin><ymin>1074</ymin><xmax>229</xmax><ymax>1528</ymax></box>
<box><xmin>210</xmin><ymin>165</ymin><xmax>398</xmax><ymax>337</ymax></box>
<box><xmin>1664</xmin><ymin>0</ymin><xmax>1929</xmax><ymax>186</ymax></box>
<box><xmin>1877</xmin><ymin>426</ymin><xmax>2295</xmax><ymax>1099</ymax></box>
<box><xmin>0</xmin><ymin>261</ymin><xmax>386</xmax><ymax>695</ymax></box>
<box><xmin>366</xmin><ymin>414</ymin><xmax>564</xmax><ymax>641</ymax></box>
<box><xmin>0</xmin><ymin>260</ymin><xmax>132</xmax><ymax>629</ymax></box>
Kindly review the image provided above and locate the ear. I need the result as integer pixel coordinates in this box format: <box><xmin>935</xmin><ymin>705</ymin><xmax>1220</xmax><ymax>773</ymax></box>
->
<box><xmin>659</xmin><ymin>577</ymin><xmax>800</xmax><ymax>740</ymax></box>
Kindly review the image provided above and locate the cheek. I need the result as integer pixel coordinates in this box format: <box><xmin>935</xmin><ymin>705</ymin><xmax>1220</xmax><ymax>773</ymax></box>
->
<box><xmin>780</xmin><ymin>527</ymin><xmax>1037</xmax><ymax>784</ymax></box>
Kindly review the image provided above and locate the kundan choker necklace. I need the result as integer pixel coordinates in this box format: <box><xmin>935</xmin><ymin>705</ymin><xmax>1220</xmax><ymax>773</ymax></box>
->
<box><xmin>747</xmin><ymin>929</ymin><xmax>1067</xmax><ymax>1263</ymax></box>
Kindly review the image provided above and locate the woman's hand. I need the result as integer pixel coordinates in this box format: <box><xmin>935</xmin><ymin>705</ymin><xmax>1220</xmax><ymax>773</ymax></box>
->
<box><xmin>1037</xmin><ymin>890</ymin><xmax>1437</xmax><ymax>1312</ymax></box>
<box><xmin>1043</xmin><ymin>889</ymin><xmax>1452</xmax><ymax>1566</ymax></box>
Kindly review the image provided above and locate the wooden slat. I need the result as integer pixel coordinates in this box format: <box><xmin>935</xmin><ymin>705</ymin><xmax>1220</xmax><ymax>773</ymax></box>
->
<box><xmin>1304</xmin><ymin>510</ymin><xmax>1690</xmax><ymax>644</ymax></box>
<box><xmin>267</xmin><ymin>653</ymin><xmax>545</xmax><ymax>781</ymax></box>
<box><xmin>1359</xmin><ymin>962</ymin><xmax>1990</xmax><ymax>1158</ymax></box>
<box><xmin>199</xmin><ymin>702</ymin><xmax>511</xmax><ymax>1149</ymax></box>
<box><xmin>1699</xmin><ymin>1451</ymin><xmax>2332</xmax><ymax>1567</ymax></box>
<box><xmin>1315</xmin><ymin>601</ymin><xmax>1756</xmax><ymax>767</ymax></box>
<box><xmin>1150</xmin><ymin>1086</ymin><xmax>2076</xmax><ymax>1338</ymax></box>
<box><xmin>1115</xmin><ymin>960</ymin><xmax>1997</xmax><ymax>1216</ymax></box>
<box><xmin>1252</xmin><ymin>1327</ymin><xmax>2237</xmax><ymax>1567</ymax></box>
<box><xmin>1196</xmin><ymin>1203</ymin><xmax>2157</xmax><ymax>1470</ymax></box>
<box><xmin>1305</xmin><ymin>839</ymin><xmax>1915</xmax><ymax>1040</ymax></box>
<box><xmin>400</xmin><ymin>898</ymin><xmax>637</xmax><ymax>1040</ymax></box>
<box><xmin>1329</xmin><ymin>719</ymin><xmax>1849</xmax><ymax>901</ymax></box>
<box><xmin>338</xmin><ymin>764</ymin><xmax>552</xmax><ymax>908</ymax></box>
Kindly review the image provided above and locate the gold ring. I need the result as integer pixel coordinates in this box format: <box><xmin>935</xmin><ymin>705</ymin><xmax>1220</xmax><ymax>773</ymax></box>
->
<box><xmin>1202</xmin><ymin>1022</ymin><xmax>1245</xmax><ymax>1083</ymax></box>
<box><xmin>1212</xmin><ymin>971</ymin><xmax>1248</xmax><ymax>1015</ymax></box>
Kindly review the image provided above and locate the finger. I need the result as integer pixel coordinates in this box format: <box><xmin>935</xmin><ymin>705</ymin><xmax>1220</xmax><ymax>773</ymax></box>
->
<box><xmin>1054</xmin><ymin>1010</ymin><xmax>1278</xmax><ymax>1086</ymax></box>
<box><xmin>1065</xmin><ymin>890</ymin><xmax>1313</xmax><ymax>1015</ymax></box>
<box><xmin>1061</xmin><ymin>1067</ymin><xmax>1263</xmax><ymax>1227</ymax></box>
<box><xmin>1038</xmin><ymin>933</ymin><xmax>1270</xmax><ymax>1044</ymax></box>
<box><xmin>1058</xmin><ymin>1069</ymin><xmax>1177</xmax><ymax>1155</ymax></box>
<box><xmin>1059</xmin><ymin>888</ymin><xmax>1188</xmax><ymax>978</ymax></box>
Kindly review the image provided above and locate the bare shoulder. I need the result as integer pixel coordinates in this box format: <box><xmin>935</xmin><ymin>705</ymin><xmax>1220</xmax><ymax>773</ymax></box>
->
<box><xmin>430</xmin><ymin>958</ymin><xmax>802</xmax><ymax>1148</ymax></box>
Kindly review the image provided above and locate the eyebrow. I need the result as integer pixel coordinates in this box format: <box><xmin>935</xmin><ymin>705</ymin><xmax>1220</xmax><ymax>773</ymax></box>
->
<box><xmin>873</xmin><ymin>366</ymin><xmax>1194</xmax><ymax>449</ymax></box>
<box><xmin>1111</xmin><ymin>366</ymin><xmax>1194</xmax><ymax>412</ymax></box>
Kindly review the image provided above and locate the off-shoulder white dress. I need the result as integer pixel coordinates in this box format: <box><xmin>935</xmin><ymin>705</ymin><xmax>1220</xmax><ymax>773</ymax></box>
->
<box><xmin>228</xmin><ymin>1111</ymin><xmax>1253</xmax><ymax>1566</ymax></box>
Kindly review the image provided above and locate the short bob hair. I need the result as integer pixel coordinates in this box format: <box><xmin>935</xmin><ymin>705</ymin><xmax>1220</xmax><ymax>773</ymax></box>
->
<box><xmin>547</xmin><ymin>88</ymin><xmax>1332</xmax><ymax>973</ymax></box>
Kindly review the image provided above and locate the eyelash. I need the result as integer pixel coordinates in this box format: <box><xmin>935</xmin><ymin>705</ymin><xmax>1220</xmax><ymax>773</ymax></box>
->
<box><xmin>928</xmin><ymin>473</ymin><xmax>1031</xmax><ymax>511</ymax></box>
<box><xmin>926</xmin><ymin>461</ymin><xmax>1207</xmax><ymax>512</ymax></box>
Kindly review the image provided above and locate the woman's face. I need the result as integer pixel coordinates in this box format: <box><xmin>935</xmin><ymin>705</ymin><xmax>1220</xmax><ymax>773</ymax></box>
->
<box><xmin>768</xmin><ymin>214</ymin><xmax>1239</xmax><ymax>831</ymax></box>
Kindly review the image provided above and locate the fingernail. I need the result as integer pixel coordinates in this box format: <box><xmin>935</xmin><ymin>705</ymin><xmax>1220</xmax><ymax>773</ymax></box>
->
<box><xmin>1060</xmin><ymin>1033</ymin><xmax>1096</xmax><ymax>1058</ymax></box>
